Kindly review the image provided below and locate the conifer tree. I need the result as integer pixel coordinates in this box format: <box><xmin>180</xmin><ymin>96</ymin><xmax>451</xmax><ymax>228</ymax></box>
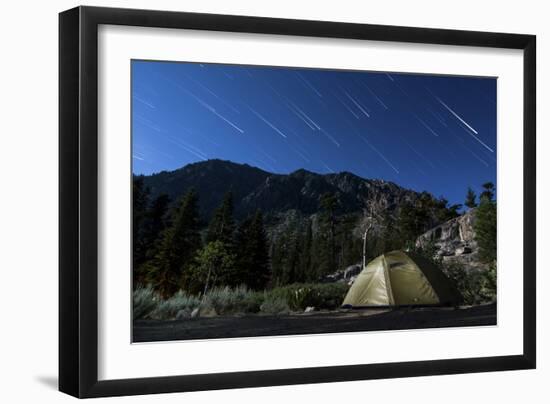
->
<box><xmin>298</xmin><ymin>220</ymin><xmax>313</xmax><ymax>282</ymax></box>
<box><xmin>132</xmin><ymin>176</ymin><xmax>150</xmax><ymax>284</ymax></box>
<box><xmin>284</xmin><ymin>224</ymin><xmax>301</xmax><ymax>284</ymax></box>
<box><xmin>252</xmin><ymin>211</ymin><xmax>271</xmax><ymax>288</ymax></box>
<box><xmin>480</xmin><ymin>182</ymin><xmax>496</xmax><ymax>202</ymax></box>
<box><xmin>151</xmin><ymin>189</ymin><xmax>201</xmax><ymax>298</ymax></box>
<box><xmin>234</xmin><ymin>210</ymin><xmax>270</xmax><ymax>289</ymax></box>
<box><xmin>142</xmin><ymin>193</ymin><xmax>170</xmax><ymax>261</ymax></box>
<box><xmin>318</xmin><ymin>192</ymin><xmax>339</xmax><ymax>274</ymax></box>
<box><xmin>398</xmin><ymin>202</ymin><xmax>422</xmax><ymax>245</ymax></box>
<box><xmin>270</xmin><ymin>231</ymin><xmax>286</xmax><ymax>285</ymax></box>
<box><xmin>339</xmin><ymin>214</ymin><xmax>361</xmax><ymax>269</ymax></box>
<box><xmin>465</xmin><ymin>187</ymin><xmax>478</xmax><ymax>209</ymax></box>
<box><xmin>270</xmin><ymin>222</ymin><xmax>299</xmax><ymax>285</ymax></box>
<box><xmin>475</xmin><ymin>183</ymin><xmax>497</xmax><ymax>263</ymax></box>
<box><xmin>206</xmin><ymin>191</ymin><xmax>236</xmax><ymax>246</ymax></box>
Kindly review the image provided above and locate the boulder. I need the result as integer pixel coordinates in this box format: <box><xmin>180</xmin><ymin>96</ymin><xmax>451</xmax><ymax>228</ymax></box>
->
<box><xmin>304</xmin><ymin>306</ymin><xmax>315</xmax><ymax>313</ymax></box>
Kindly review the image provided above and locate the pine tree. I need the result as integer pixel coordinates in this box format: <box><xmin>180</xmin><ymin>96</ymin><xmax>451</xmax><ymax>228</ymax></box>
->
<box><xmin>475</xmin><ymin>183</ymin><xmax>497</xmax><ymax>263</ymax></box>
<box><xmin>206</xmin><ymin>191</ymin><xmax>236</xmax><ymax>246</ymax></box>
<box><xmin>150</xmin><ymin>189</ymin><xmax>201</xmax><ymax>298</ymax></box>
<box><xmin>248</xmin><ymin>211</ymin><xmax>271</xmax><ymax>288</ymax></box>
<box><xmin>298</xmin><ymin>220</ymin><xmax>313</xmax><ymax>282</ymax></box>
<box><xmin>142</xmin><ymin>193</ymin><xmax>170</xmax><ymax>261</ymax></box>
<box><xmin>270</xmin><ymin>231</ymin><xmax>287</xmax><ymax>285</ymax></box>
<box><xmin>285</xmin><ymin>224</ymin><xmax>301</xmax><ymax>284</ymax></box>
<box><xmin>369</xmin><ymin>211</ymin><xmax>398</xmax><ymax>257</ymax></box>
<box><xmin>397</xmin><ymin>194</ymin><xmax>443</xmax><ymax>247</ymax></box>
<box><xmin>398</xmin><ymin>202</ymin><xmax>421</xmax><ymax>245</ymax></box>
<box><xmin>132</xmin><ymin>176</ymin><xmax>150</xmax><ymax>284</ymax></box>
<box><xmin>234</xmin><ymin>211</ymin><xmax>270</xmax><ymax>289</ymax></box>
<box><xmin>480</xmin><ymin>182</ymin><xmax>496</xmax><ymax>203</ymax></box>
<box><xmin>434</xmin><ymin>196</ymin><xmax>461</xmax><ymax>223</ymax></box>
<box><xmin>270</xmin><ymin>221</ymin><xmax>300</xmax><ymax>285</ymax></box>
<box><xmin>318</xmin><ymin>192</ymin><xmax>339</xmax><ymax>274</ymax></box>
<box><xmin>310</xmin><ymin>229</ymin><xmax>324</xmax><ymax>281</ymax></box>
<box><xmin>465</xmin><ymin>187</ymin><xmax>478</xmax><ymax>209</ymax></box>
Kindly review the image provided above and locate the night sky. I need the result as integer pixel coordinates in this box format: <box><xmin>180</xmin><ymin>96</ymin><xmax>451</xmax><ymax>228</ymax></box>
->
<box><xmin>132</xmin><ymin>60</ymin><xmax>496</xmax><ymax>206</ymax></box>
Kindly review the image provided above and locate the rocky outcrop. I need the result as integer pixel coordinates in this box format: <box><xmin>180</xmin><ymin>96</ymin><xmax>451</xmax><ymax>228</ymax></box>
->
<box><xmin>324</xmin><ymin>263</ymin><xmax>362</xmax><ymax>285</ymax></box>
<box><xmin>415</xmin><ymin>209</ymin><xmax>483</xmax><ymax>271</ymax></box>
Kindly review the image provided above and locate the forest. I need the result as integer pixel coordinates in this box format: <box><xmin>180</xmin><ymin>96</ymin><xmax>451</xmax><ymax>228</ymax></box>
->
<box><xmin>133</xmin><ymin>172</ymin><xmax>497</xmax><ymax>313</ymax></box>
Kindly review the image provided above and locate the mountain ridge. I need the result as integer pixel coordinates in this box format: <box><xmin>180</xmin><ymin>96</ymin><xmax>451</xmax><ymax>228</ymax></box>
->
<box><xmin>137</xmin><ymin>159</ymin><xmax>433</xmax><ymax>222</ymax></box>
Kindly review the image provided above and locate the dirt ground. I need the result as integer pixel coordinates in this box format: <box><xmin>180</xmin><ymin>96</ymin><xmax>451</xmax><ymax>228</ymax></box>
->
<box><xmin>133</xmin><ymin>303</ymin><xmax>496</xmax><ymax>343</ymax></box>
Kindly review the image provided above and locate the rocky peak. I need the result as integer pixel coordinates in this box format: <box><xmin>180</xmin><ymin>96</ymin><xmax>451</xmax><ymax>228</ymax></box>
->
<box><xmin>141</xmin><ymin>160</ymin><xmax>450</xmax><ymax>226</ymax></box>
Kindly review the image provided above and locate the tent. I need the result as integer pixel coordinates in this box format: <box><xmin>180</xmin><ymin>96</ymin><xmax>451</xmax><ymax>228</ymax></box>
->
<box><xmin>342</xmin><ymin>250</ymin><xmax>461</xmax><ymax>308</ymax></box>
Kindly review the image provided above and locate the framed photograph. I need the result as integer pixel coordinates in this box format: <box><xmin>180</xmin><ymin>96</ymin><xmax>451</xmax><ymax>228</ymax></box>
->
<box><xmin>59</xmin><ymin>6</ymin><xmax>536</xmax><ymax>398</ymax></box>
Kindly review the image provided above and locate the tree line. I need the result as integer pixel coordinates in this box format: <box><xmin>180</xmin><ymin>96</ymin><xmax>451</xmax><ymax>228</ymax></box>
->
<box><xmin>133</xmin><ymin>178</ymin><xmax>269</xmax><ymax>298</ymax></box>
<box><xmin>134</xmin><ymin>175</ymin><xmax>496</xmax><ymax>299</ymax></box>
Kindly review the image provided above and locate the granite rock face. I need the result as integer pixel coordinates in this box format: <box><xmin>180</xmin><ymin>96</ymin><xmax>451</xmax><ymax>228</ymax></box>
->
<box><xmin>415</xmin><ymin>208</ymin><xmax>484</xmax><ymax>271</ymax></box>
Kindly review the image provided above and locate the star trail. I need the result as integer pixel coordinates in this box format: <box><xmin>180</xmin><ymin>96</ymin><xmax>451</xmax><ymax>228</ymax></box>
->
<box><xmin>132</xmin><ymin>60</ymin><xmax>496</xmax><ymax>205</ymax></box>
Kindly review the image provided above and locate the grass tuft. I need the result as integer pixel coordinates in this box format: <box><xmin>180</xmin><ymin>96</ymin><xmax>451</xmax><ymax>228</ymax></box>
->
<box><xmin>133</xmin><ymin>286</ymin><xmax>158</xmax><ymax>320</ymax></box>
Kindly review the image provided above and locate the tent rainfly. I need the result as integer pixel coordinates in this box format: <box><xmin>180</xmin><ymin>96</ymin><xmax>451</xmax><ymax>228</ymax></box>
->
<box><xmin>342</xmin><ymin>250</ymin><xmax>462</xmax><ymax>308</ymax></box>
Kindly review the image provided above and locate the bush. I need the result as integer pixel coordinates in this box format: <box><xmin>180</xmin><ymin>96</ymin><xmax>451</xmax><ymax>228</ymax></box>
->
<box><xmin>133</xmin><ymin>286</ymin><xmax>158</xmax><ymax>320</ymax></box>
<box><xmin>202</xmin><ymin>285</ymin><xmax>261</xmax><ymax>315</ymax></box>
<box><xmin>445</xmin><ymin>262</ymin><xmax>496</xmax><ymax>305</ymax></box>
<box><xmin>270</xmin><ymin>283</ymin><xmax>349</xmax><ymax>311</ymax></box>
<box><xmin>415</xmin><ymin>243</ymin><xmax>496</xmax><ymax>306</ymax></box>
<box><xmin>260</xmin><ymin>294</ymin><xmax>290</xmax><ymax>314</ymax></box>
<box><xmin>150</xmin><ymin>290</ymin><xmax>201</xmax><ymax>320</ymax></box>
<box><xmin>235</xmin><ymin>290</ymin><xmax>264</xmax><ymax>313</ymax></box>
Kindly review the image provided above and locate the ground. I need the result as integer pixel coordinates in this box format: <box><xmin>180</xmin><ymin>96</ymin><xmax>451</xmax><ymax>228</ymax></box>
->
<box><xmin>133</xmin><ymin>303</ymin><xmax>496</xmax><ymax>342</ymax></box>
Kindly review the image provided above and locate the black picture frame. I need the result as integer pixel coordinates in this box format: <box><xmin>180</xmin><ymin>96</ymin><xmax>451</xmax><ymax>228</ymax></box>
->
<box><xmin>59</xmin><ymin>6</ymin><xmax>536</xmax><ymax>398</ymax></box>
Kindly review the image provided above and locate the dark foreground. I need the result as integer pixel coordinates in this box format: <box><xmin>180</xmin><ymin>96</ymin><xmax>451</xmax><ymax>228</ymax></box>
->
<box><xmin>133</xmin><ymin>303</ymin><xmax>496</xmax><ymax>343</ymax></box>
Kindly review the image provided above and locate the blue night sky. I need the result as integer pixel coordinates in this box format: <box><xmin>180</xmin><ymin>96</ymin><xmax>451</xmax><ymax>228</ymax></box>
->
<box><xmin>132</xmin><ymin>60</ymin><xmax>496</xmax><ymax>206</ymax></box>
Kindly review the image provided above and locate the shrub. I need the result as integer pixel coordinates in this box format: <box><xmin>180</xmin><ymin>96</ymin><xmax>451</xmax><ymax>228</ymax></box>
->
<box><xmin>134</xmin><ymin>282</ymin><xmax>350</xmax><ymax>320</ymax></box>
<box><xmin>260</xmin><ymin>294</ymin><xmax>290</xmax><ymax>315</ymax></box>
<box><xmin>481</xmin><ymin>261</ymin><xmax>497</xmax><ymax>301</ymax></box>
<box><xmin>202</xmin><ymin>285</ymin><xmax>264</xmax><ymax>315</ymax></box>
<box><xmin>270</xmin><ymin>283</ymin><xmax>349</xmax><ymax>311</ymax></box>
<box><xmin>202</xmin><ymin>286</ymin><xmax>237</xmax><ymax>315</ymax></box>
<box><xmin>445</xmin><ymin>262</ymin><xmax>496</xmax><ymax>305</ymax></box>
<box><xmin>150</xmin><ymin>290</ymin><xmax>201</xmax><ymax>320</ymax></box>
<box><xmin>133</xmin><ymin>286</ymin><xmax>158</xmax><ymax>320</ymax></box>
<box><xmin>235</xmin><ymin>290</ymin><xmax>264</xmax><ymax>313</ymax></box>
<box><xmin>415</xmin><ymin>242</ymin><xmax>497</xmax><ymax>306</ymax></box>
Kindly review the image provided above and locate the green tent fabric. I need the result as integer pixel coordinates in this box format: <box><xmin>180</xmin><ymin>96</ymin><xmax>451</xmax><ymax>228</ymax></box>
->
<box><xmin>342</xmin><ymin>250</ymin><xmax>462</xmax><ymax>307</ymax></box>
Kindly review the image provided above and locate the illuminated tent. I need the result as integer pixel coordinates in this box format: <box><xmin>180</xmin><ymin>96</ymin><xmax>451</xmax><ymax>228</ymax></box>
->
<box><xmin>342</xmin><ymin>250</ymin><xmax>461</xmax><ymax>307</ymax></box>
